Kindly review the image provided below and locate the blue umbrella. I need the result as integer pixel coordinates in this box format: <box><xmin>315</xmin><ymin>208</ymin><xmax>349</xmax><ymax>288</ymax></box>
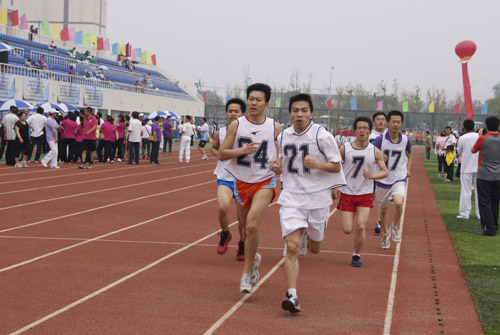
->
<box><xmin>36</xmin><ymin>102</ymin><xmax>64</xmax><ymax>114</ymax></box>
<box><xmin>167</xmin><ymin>111</ymin><xmax>181</xmax><ymax>121</ymax></box>
<box><xmin>57</xmin><ymin>103</ymin><xmax>79</xmax><ymax>113</ymax></box>
<box><xmin>0</xmin><ymin>99</ymin><xmax>35</xmax><ymax>112</ymax></box>
<box><xmin>146</xmin><ymin>111</ymin><xmax>169</xmax><ymax>120</ymax></box>
<box><xmin>0</xmin><ymin>42</ymin><xmax>14</xmax><ymax>53</ymax></box>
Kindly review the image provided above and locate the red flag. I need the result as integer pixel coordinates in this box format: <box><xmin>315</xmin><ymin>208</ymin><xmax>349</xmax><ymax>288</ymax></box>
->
<box><xmin>326</xmin><ymin>98</ymin><xmax>332</xmax><ymax>110</ymax></box>
<box><xmin>151</xmin><ymin>54</ymin><xmax>156</xmax><ymax>66</ymax></box>
<box><xmin>9</xmin><ymin>10</ymin><xmax>18</xmax><ymax>26</ymax></box>
<box><xmin>454</xmin><ymin>103</ymin><xmax>461</xmax><ymax>115</ymax></box>
<box><xmin>125</xmin><ymin>43</ymin><xmax>130</xmax><ymax>57</ymax></box>
<box><xmin>60</xmin><ymin>27</ymin><xmax>69</xmax><ymax>41</ymax></box>
<box><xmin>203</xmin><ymin>92</ymin><xmax>207</xmax><ymax>103</ymax></box>
<box><xmin>97</xmin><ymin>38</ymin><xmax>104</xmax><ymax>50</ymax></box>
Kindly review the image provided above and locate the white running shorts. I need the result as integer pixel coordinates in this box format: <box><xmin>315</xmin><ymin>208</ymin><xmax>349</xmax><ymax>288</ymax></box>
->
<box><xmin>375</xmin><ymin>182</ymin><xmax>407</xmax><ymax>209</ymax></box>
<box><xmin>279</xmin><ymin>206</ymin><xmax>330</xmax><ymax>242</ymax></box>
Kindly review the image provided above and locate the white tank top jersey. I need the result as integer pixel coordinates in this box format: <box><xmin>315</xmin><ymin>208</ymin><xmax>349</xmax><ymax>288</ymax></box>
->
<box><xmin>374</xmin><ymin>132</ymin><xmax>411</xmax><ymax>186</ymax></box>
<box><xmin>213</xmin><ymin>126</ymin><xmax>234</xmax><ymax>181</ymax></box>
<box><xmin>369</xmin><ymin>129</ymin><xmax>385</xmax><ymax>144</ymax></box>
<box><xmin>278</xmin><ymin>122</ymin><xmax>346</xmax><ymax>194</ymax></box>
<box><xmin>340</xmin><ymin>142</ymin><xmax>376</xmax><ymax>195</ymax></box>
<box><xmin>225</xmin><ymin>115</ymin><xmax>277</xmax><ymax>183</ymax></box>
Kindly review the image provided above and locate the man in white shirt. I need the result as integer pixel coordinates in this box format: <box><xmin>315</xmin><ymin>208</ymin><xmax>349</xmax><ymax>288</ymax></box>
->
<box><xmin>2</xmin><ymin>106</ymin><xmax>19</xmax><ymax>166</ymax></box>
<box><xmin>127</xmin><ymin>111</ymin><xmax>142</xmax><ymax>164</ymax></box>
<box><xmin>456</xmin><ymin>120</ymin><xmax>480</xmax><ymax>219</ymax></box>
<box><xmin>178</xmin><ymin>115</ymin><xmax>195</xmax><ymax>163</ymax></box>
<box><xmin>27</xmin><ymin>107</ymin><xmax>47</xmax><ymax>163</ymax></box>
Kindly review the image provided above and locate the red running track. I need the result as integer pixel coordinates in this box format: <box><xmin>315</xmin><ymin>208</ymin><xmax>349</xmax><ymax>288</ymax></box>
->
<box><xmin>0</xmin><ymin>149</ymin><xmax>483</xmax><ymax>334</ymax></box>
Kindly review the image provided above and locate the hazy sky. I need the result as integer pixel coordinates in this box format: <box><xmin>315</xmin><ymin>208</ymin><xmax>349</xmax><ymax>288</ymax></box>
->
<box><xmin>107</xmin><ymin>0</ymin><xmax>499</xmax><ymax>101</ymax></box>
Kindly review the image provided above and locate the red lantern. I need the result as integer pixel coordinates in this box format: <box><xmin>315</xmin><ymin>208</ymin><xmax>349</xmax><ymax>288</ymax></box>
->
<box><xmin>455</xmin><ymin>40</ymin><xmax>477</xmax><ymax>61</ymax></box>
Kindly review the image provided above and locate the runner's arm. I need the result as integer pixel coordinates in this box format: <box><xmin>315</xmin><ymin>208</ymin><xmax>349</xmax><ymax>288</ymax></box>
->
<box><xmin>364</xmin><ymin>147</ymin><xmax>388</xmax><ymax>180</ymax></box>
<box><xmin>210</xmin><ymin>130</ymin><xmax>220</xmax><ymax>159</ymax></box>
<box><xmin>219</xmin><ymin>120</ymin><xmax>257</xmax><ymax>160</ymax></box>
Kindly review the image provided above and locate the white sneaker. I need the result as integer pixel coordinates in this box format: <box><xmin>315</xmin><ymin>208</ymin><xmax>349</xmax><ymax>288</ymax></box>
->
<box><xmin>21</xmin><ymin>161</ymin><xmax>28</xmax><ymax>168</ymax></box>
<box><xmin>15</xmin><ymin>163</ymin><xmax>23</xmax><ymax>168</ymax></box>
<box><xmin>117</xmin><ymin>158</ymin><xmax>122</xmax><ymax>162</ymax></box>
<box><xmin>456</xmin><ymin>215</ymin><xmax>469</xmax><ymax>219</ymax></box>
<box><xmin>299</xmin><ymin>233</ymin><xmax>308</xmax><ymax>256</ymax></box>
<box><xmin>281</xmin><ymin>293</ymin><xmax>301</xmax><ymax>313</ymax></box>
<box><xmin>239</xmin><ymin>274</ymin><xmax>252</xmax><ymax>293</ymax></box>
<box><xmin>391</xmin><ymin>225</ymin><xmax>401</xmax><ymax>243</ymax></box>
<box><xmin>179</xmin><ymin>159</ymin><xmax>183</xmax><ymax>163</ymax></box>
<box><xmin>381</xmin><ymin>232</ymin><xmax>391</xmax><ymax>249</ymax></box>
<box><xmin>41</xmin><ymin>161</ymin><xmax>48</xmax><ymax>168</ymax></box>
<box><xmin>250</xmin><ymin>253</ymin><xmax>261</xmax><ymax>284</ymax></box>
<box><xmin>50</xmin><ymin>165</ymin><xmax>60</xmax><ymax>169</ymax></box>
<box><xmin>201</xmin><ymin>155</ymin><xmax>208</xmax><ymax>160</ymax></box>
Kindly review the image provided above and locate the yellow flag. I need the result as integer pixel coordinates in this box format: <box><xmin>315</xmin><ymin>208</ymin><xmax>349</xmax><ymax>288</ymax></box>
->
<box><xmin>90</xmin><ymin>34</ymin><xmax>97</xmax><ymax>47</ymax></box>
<box><xmin>52</xmin><ymin>24</ymin><xmax>60</xmax><ymax>39</ymax></box>
<box><xmin>428</xmin><ymin>101</ymin><xmax>435</xmax><ymax>113</ymax></box>
<box><xmin>0</xmin><ymin>8</ymin><xmax>8</xmax><ymax>25</ymax></box>
<box><xmin>146</xmin><ymin>51</ymin><xmax>151</xmax><ymax>63</ymax></box>
<box><xmin>120</xmin><ymin>44</ymin><xmax>126</xmax><ymax>56</ymax></box>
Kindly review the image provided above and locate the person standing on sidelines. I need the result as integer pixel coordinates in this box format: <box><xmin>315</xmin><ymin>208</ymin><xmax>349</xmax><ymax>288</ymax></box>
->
<box><xmin>435</xmin><ymin>131</ymin><xmax>447</xmax><ymax>177</ymax></box>
<box><xmin>162</xmin><ymin>115</ymin><xmax>173</xmax><ymax>156</ymax></box>
<box><xmin>368</xmin><ymin>111</ymin><xmax>387</xmax><ymax>234</ymax></box>
<box><xmin>150</xmin><ymin>116</ymin><xmax>162</xmax><ymax>164</ymax></box>
<box><xmin>41</xmin><ymin>109</ymin><xmax>60</xmax><ymax>169</ymax></box>
<box><xmin>219</xmin><ymin>83</ymin><xmax>282</xmax><ymax>294</ymax></box>
<box><xmin>128</xmin><ymin>111</ymin><xmax>142</xmax><ymax>165</ymax></box>
<box><xmin>277</xmin><ymin>94</ymin><xmax>345</xmax><ymax>313</ymax></box>
<box><xmin>211</xmin><ymin>98</ymin><xmax>246</xmax><ymax>260</ymax></box>
<box><xmin>2</xmin><ymin>105</ymin><xmax>19</xmax><ymax>166</ymax></box>
<box><xmin>27</xmin><ymin>107</ymin><xmax>46</xmax><ymax>163</ymax></box>
<box><xmin>425</xmin><ymin>131</ymin><xmax>432</xmax><ymax>160</ymax></box>
<box><xmin>80</xmin><ymin>107</ymin><xmax>97</xmax><ymax>169</ymax></box>
<box><xmin>373</xmin><ymin>110</ymin><xmax>413</xmax><ymax>249</ymax></box>
<box><xmin>197</xmin><ymin>117</ymin><xmax>209</xmax><ymax>160</ymax></box>
<box><xmin>336</xmin><ymin>117</ymin><xmax>388</xmax><ymax>267</ymax></box>
<box><xmin>178</xmin><ymin>115</ymin><xmax>196</xmax><ymax>163</ymax></box>
<box><xmin>472</xmin><ymin>116</ymin><xmax>500</xmax><ymax>236</ymax></box>
<box><xmin>14</xmin><ymin>111</ymin><xmax>32</xmax><ymax>168</ymax></box>
<box><xmin>456</xmin><ymin>119</ymin><xmax>480</xmax><ymax>220</ymax></box>
<box><xmin>443</xmin><ymin>126</ymin><xmax>456</xmax><ymax>182</ymax></box>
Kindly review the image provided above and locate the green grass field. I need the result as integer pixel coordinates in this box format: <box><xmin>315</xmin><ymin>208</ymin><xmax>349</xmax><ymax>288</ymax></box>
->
<box><xmin>423</xmin><ymin>153</ymin><xmax>500</xmax><ymax>335</ymax></box>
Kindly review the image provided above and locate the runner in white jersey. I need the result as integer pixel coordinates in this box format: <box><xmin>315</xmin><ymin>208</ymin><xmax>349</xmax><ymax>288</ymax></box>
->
<box><xmin>219</xmin><ymin>83</ymin><xmax>282</xmax><ymax>294</ymax></box>
<box><xmin>373</xmin><ymin>110</ymin><xmax>413</xmax><ymax>249</ymax></box>
<box><xmin>277</xmin><ymin>94</ymin><xmax>346</xmax><ymax>313</ymax></box>
<box><xmin>369</xmin><ymin>111</ymin><xmax>387</xmax><ymax>234</ymax></box>
<box><xmin>334</xmin><ymin>117</ymin><xmax>388</xmax><ymax>267</ymax></box>
<box><xmin>211</xmin><ymin>98</ymin><xmax>246</xmax><ymax>261</ymax></box>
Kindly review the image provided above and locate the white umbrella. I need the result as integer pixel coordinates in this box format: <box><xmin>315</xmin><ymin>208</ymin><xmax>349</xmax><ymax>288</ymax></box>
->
<box><xmin>146</xmin><ymin>111</ymin><xmax>169</xmax><ymax>120</ymax></box>
<box><xmin>167</xmin><ymin>111</ymin><xmax>181</xmax><ymax>121</ymax></box>
<box><xmin>0</xmin><ymin>99</ymin><xmax>35</xmax><ymax>111</ymax></box>
<box><xmin>0</xmin><ymin>42</ymin><xmax>14</xmax><ymax>53</ymax></box>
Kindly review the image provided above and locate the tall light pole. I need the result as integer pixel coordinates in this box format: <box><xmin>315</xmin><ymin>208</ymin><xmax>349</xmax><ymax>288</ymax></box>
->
<box><xmin>329</xmin><ymin>66</ymin><xmax>334</xmax><ymax>131</ymax></box>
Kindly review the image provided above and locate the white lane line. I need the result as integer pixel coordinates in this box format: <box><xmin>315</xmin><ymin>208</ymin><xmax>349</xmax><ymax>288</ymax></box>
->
<box><xmin>203</xmin><ymin>207</ymin><xmax>338</xmax><ymax>334</ymax></box>
<box><xmin>0</xmin><ymin>169</ymin><xmax>212</xmax><ymax>212</ymax></box>
<box><xmin>382</xmin><ymin>181</ymin><xmax>409</xmax><ymax>335</ymax></box>
<box><xmin>0</xmin><ymin>163</ymin><xmax>211</xmax><ymax>195</ymax></box>
<box><xmin>0</xmin><ymin>180</ymin><xmax>213</xmax><ymax>234</ymax></box>
<box><xmin>0</xmin><ymin>198</ymin><xmax>216</xmax><ymax>273</ymax></box>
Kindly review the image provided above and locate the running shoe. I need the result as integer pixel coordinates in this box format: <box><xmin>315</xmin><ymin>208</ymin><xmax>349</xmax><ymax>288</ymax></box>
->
<box><xmin>217</xmin><ymin>230</ymin><xmax>232</xmax><ymax>254</ymax></box>
<box><xmin>391</xmin><ymin>225</ymin><xmax>401</xmax><ymax>243</ymax></box>
<box><xmin>381</xmin><ymin>232</ymin><xmax>391</xmax><ymax>250</ymax></box>
<box><xmin>117</xmin><ymin>158</ymin><xmax>122</xmax><ymax>162</ymax></box>
<box><xmin>15</xmin><ymin>162</ymin><xmax>22</xmax><ymax>168</ymax></box>
<box><xmin>437</xmin><ymin>173</ymin><xmax>441</xmax><ymax>177</ymax></box>
<box><xmin>351</xmin><ymin>255</ymin><xmax>363</xmax><ymax>267</ymax></box>
<box><xmin>201</xmin><ymin>155</ymin><xmax>208</xmax><ymax>160</ymax></box>
<box><xmin>50</xmin><ymin>165</ymin><xmax>60</xmax><ymax>169</ymax></box>
<box><xmin>79</xmin><ymin>163</ymin><xmax>85</xmax><ymax>169</ymax></box>
<box><xmin>281</xmin><ymin>292</ymin><xmax>300</xmax><ymax>313</ymax></box>
<box><xmin>250</xmin><ymin>253</ymin><xmax>261</xmax><ymax>284</ymax></box>
<box><xmin>299</xmin><ymin>233</ymin><xmax>308</xmax><ymax>256</ymax></box>
<box><xmin>21</xmin><ymin>161</ymin><xmax>28</xmax><ymax>168</ymax></box>
<box><xmin>374</xmin><ymin>220</ymin><xmax>381</xmax><ymax>234</ymax></box>
<box><xmin>87</xmin><ymin>163</ymin><xmax>94</xmax><ymax>169</ymax></box>
<box><xmin>236</xmin><ymin>240</ymin><xmax>245</xmax><ymax>261</ymax></box>
<box><xmin>41</xmin><ymin>161</ymin><xmax>48</xmax><ymax>168</ymax></box>
<box><xmin>239</xmin><ymin>274</ymin><xmax>252</xmax><ymax>293</ymax></box>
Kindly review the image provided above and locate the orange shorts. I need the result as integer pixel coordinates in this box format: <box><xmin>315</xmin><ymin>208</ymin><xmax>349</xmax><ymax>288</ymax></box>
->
<box><xmin>337</xmin><ymin>193</ymin><xmax>373</xmax><ymax>212</ymax></box>
<box><xmin>235</xmin><ymin>176</ymin><xmax>276</xmax><ymax>208</ymax></box>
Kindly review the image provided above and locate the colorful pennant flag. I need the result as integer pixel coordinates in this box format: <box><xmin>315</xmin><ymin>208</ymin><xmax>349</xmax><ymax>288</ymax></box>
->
<box><xmin>112</xmin><ymin>43</ymin><xmax>118</xmax><ymax>55</ymax></box>
<box><xmin>60</xmin><ymin>26</ymin><xmax>69</xmax><ymax>41</ymax></box>
<box><xmin>203</xmin><ymin>92</ymin><xmax>207</xmax><ymax>103</ymax></box>
<box><xmin>137</xmin><ymin>48</ymin><xmax>142</xmax><ymax>59</ymax></box>
<box><xmin>0</xmin><ymin>8</ymin><xmax>8</xmax><ymax>25</ymax></box>
<box><xmin>402</xmin><ymin>101</ymin><xmax>408</xmax><ymax>113</ymax></box>
<box><xmin>131</xmin><ymin>48</ymin><xmax>137</xmax><ymax>59</ymax></box>
<box><xmin>141</xmin><ymin>51</ymin><xmax>146</xmax><ymax>63</ymax></box>
<box><xmin>75</xmin><ymin>31</ymin><xmax>83</xmax><ymax>45</ymax></box>
<box><xmin>151</xmin><ymin>54</ymin><xmax>157</xmax><ymax>66</ymax></box>
<box><xmin>121</xmin><ymin>44</ymin><xmax>127</xmax><ymax>57</ymax></box>
<box><xmin>19</xmin><ymin>13</ymin><xmax>28</xmax><ymax>30</ymax></box>
<box><xmin>125</xmin><ymin>43</ymin><xmax>131</xmax><ymax>57</ymax></box>
<box><xmin>146</xmin><ymin>51</ymin><xmax>151</xmax><ymax>63</ymax></box>
<box><xmin>454</xmin><ymin>103</ymin><xmax>460</xmax><ymax>115</ymax></box>
<box><xmin>9</xmin><ymin>10</ymin><xmax>19</xmax><ymax>26</ymax></box>
<box><xmin>97</xmin><ymin>38</ymin><xmax>104</xmax><ymax>50</ymax></box>
<box><xmin>350</xmin><ymin>98</ymin><xmax>357</xmax><ymax>111</ymax></box>
<box><xmin>68</xmin><ymin>27</ymin><xmax>75</xmax><ymax>42</ymax></box>
<box><xmin>51</xmin><ymin>24</ymin><xmax>60</xmax><ymax>39</ymax></box>
<box><xmin>90</xmin><ymin>34</ymin><xmax>97</xmax><ymax>47</ymax></box>
<box><xmin>326</xmin><ymin>98</ymin><xmax>332</xmax><ymax>110</ymax></box>
<box><xmin>41</xmin><ymin>19</ymin><xmax>49</xmax><ymax>35</ymax></box>
<box><xmin>376</xmin><ymin>100</ymin><xmax>383</xmax><ymax>111</ymax></box>
<box><xmin>83</xmin><ymin>33</ymin><xmax>90</xmax><ymax>46</ymax></box>
<box><xmin>428</xmin><ymin>101</ymin><xmax>434</xmax><ymax>113</ymax></box>
<box><xmin>275</xmin><ymin>97</ymin><xmax>281</xmax><ymax>108</ymax></box>
<box><xmin>103</xmin><ymin>38</ymin><xmax>110</xmax><ymax>51</ymax></box>
<box><xmin>481</xmin><ymin>103</ymin><xmax>487</xmax><ymax>115</ymax></box>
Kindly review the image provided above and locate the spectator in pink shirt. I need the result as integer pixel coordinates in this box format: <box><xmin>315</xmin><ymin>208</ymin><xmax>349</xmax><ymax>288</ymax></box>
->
<box><xmin>100</xmin><ymin>115</ymin><xmax>118</xmax><ymax>163</ymax></box>
<box><xmin>74</xmin><ymin>115</ymin><xmax>84</xmax><ymax>163</ymax></box>
<box><xmin>61</xmin><ymin>113</ymin><xmax>78</xmax><ymax>163</ymax></box>
<box><xmin>80</xmin><ymin>107</ymin><xmax>97</xmax><ymax>169</ymax></box>
<box><xmin>114</xmin><ymin>115</ymin><xmax>125</xmax><ymax>162</ymax></box>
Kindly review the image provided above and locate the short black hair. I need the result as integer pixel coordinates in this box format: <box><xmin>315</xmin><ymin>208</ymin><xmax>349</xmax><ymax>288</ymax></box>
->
<box><xmin>131</xmin><ymin>111</ymin><xmax>139</xmax><ymax>119</ymax></box>
<box><xmin>154</xmin><ymin>116</ymin><xmax>161</xmax><ymax>121</ymax></box>
<box><xmin>37</xmin><ymin>107</ymin><xmax>44</xmax><ymax>114</ymax></box>
<box><xmin>85</xmin><ymin>107</ymin><xmax>93</xmax><ymax>114</ymax></box>
<box><xmin>185</xmin><ymin>115</ymin><xmax>191</xmax><ymax>121</ymax></box>
<box><xmin>10</xmin><ymin>106</ymin><xmax>18</xmax><ymax>113</ymax></box>
<box><xmin>247</xmin><ymin>83</ymin><xmax>271</xmax><ymax>102</ymax></box>
<box><xmin>463</xmin><ymin>119</ymin><xmax>475</xmax><ymax>132</ymax></box>
<box><xmin>445</xmin><ymin>126</ymin><xmax>452</xmax><ymax>131</ymax></box>
<box><xmin>69</xmin><ymin>113</ymin><xmax>77</xmax><ymax>121</ymax></box>
<box><xmin>485</xmin><ymin>116</ymin><xmax>500</xmax><ymax>132</ymax></box>
<box><xmin>426</xmin><ymin>131</ymin><xmax>430</xmax><ymax>135</ymax></box>
<box><xmin>226</xmin><ymin>98</ymin><xmax>246</xmax><ymax>114</ymax></box>
<box><xmin>202</xmin><ymin>117</ymin><xmax>207</xmax><ymax>122</ymax></box>
<box><xmin>372</xmin><ymin>112</ymin><xmax>387</xmax><ymax>121</ymax></box>
<box><xmin>353</xmin><ymin>116</ymin><xmax>373</xmax><ymax>131</ymax></box>
<box><xmin>387</xmin><ymin>110</ymin><xmax>404</xmax><ymax>122</ymax></box>
<box><xmin>166</xmin><ymin>116</ymin><xmax>171</xmax><ymax>120</ymax></box>
<box><xmin>288</xmin><ymin>93</ymin><xmax>314</xmax><ymax>113</ymax></box>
